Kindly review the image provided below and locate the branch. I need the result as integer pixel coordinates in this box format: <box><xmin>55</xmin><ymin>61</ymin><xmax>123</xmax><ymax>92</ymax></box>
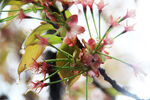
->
<box><xmin>93</xmin><ymin>77</ymin><xmax>115</xmax><ymax>100</ymax></box>
<box><xmin>98</xmin><ymin>67</ymin><xmax>141</xmax><ymax>100</ymax></box>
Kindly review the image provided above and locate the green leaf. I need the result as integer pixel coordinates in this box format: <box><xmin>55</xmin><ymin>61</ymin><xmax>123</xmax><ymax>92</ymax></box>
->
<box><xmin>25</xmin><ymin>23</ymin><xmax>55</xmax><ymax>48</ymax></box>
<box><xmin>56</xmin><ymin>43</ymin><xmax>81</xmax><ymax>87</ymax></box>
<box><xmin>42</xmin><ymin>34</ymin><xmax>62</xmax><ymax>44</ymax></box>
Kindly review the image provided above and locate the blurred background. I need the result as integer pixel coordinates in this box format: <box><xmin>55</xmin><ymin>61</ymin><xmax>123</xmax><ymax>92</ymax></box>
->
<box><xmin>0</xmin><ymin>0</ymin><xmax>150</xmax><ymax>100</ymax></box>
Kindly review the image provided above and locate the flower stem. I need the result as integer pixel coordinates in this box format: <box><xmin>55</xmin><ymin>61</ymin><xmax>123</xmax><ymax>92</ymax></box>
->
<box><xmin>43</xmin><ymin>70</ymin><xmax>59</xmax><ymax>82</ymax></box>
<box><xmin>49</xmin><ymin>44</ymin><xmax>73</xmax><ymax>58</ymax></box>
<box><xmin>0</xmin><ymin>8</ymin><xmax>43</xmax><ymax>12</ymax></box>
<box><xmin>86</xmin><ymin>71</ymin><xmax>88</xmax><ymax>100</ymax></box>
<box><xmin>99</xmin><ymin>12</ymin><xmax>101</xmax><ymax>39</ymax></box>
<box><xmin>113</xmin><ymin>31</ymin><xmax>124</xmax><ymax>39</ymax></box>
<box><xmin>42</xmin><ymin>62</ymin><xmax>70</xmax><ymax>82</ymax></box>
<box><xmin>0</xmin><ymin>9</ymin><xmax>34</xmax><ymax>23</ymax></box>
<box><xmin>91</xmin><ymin>11</ymin><xmax>98</xmax><ymax>37</ymax></box>
<box><xmin>96</xmin><ymin>52</ymin><xmax>135</xmax><ymax>69</ymax></box>
<box><xmin>30</xmin><ymin>17</ymin><xmax>61</xmax><ymax>25</ymax></box>
<box><xmin>46</xmin><ymin>58</ymin><xmax>70</xmax><ymax>63</ymax></box>
<box><xmin>47</xmin><ymin>71</ymin><xmax>85</xmax><ymax>85</ymax></box>
<box><xmin>94</xmin><ymin>27</ymin><xmax>112</xmax><ymax>52</ymax></box>
<box><xmin>84</xmin><ymin>11</ymin><xmax>92</xmax><ymax>38</ymax></box>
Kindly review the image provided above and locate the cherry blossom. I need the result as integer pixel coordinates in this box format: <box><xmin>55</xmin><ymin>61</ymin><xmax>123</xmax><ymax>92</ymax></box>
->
<box><xmin>96</xmin><ymin>0</ymin><xmax>107</xmax><ymax>12</ymax></box>
<box><xmin>30</xmin><ymin>81</ymin><xmax>48</xmax><ymax>93</ymax></box>
<box><xmin>123</xmin><ymin>22</ymin><xmax>134</xmax><ymax>33</ymax></box>
<box><xmin>110</xmin><ymin>15</ymin><xmax>120</xmax><ymax>27</ymax></box>
<box><xmin>103</xmin><ymin>36</ymin><xmax>113</xmax><ymax>46</ymax></box>
<box><xmin>123</xmin><ymin>9</ymin><xmax>136</xmax><ymax>19</ymax></box>
<box><xmin>31</xmin><ymin>60</ymin><xmax>52</xmax><ymax>78</ymax></box>
<box><xmin>64</xmin><ymin>15</ymin><xmax>85</xmax><ymax>46</ymax></box>
<box><xmin>18</xmin><ymin>9</ymin><xmax>30</xmax><ymax>21</ymax></box>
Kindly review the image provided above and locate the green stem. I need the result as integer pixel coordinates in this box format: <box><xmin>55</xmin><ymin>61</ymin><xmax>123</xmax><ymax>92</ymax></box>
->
<box><xmin>46</xmin><ymin>58</ymin><xmax>70</xmax><ymax>63</ymax></box>
<box><xmin>86</xmin><ymin>71</ymin><xmax>88</xmax><ymax>100</ymax></box>
<box><xmin>0</xmin><ymin>8</ymin><xmax>43</xmax><ymax>12</ymax></box>
<box><xmin>99</xmin><ymin>13</ymin><xmax>101</xmax><ymax>39</ymax></box>
<box><xmin>84</xmin><ymin>11</ymin><xmax>92</xmax><ymax>38</ymax></box>
<box><xmin>43</xmin><ymin>70</ymin><xmax>59</xmax><ymax>82</ymax></box>
<box><xmin>96</xmin><ymin>52</ymin><xmax>134</xmax><ymax>69</ymax></box>
<box><xmin>91</xmin><ymin>11</ymin><xmax>98</xmax><ymax>37</ymax></box>
<box><xmin>47</xmin><ymin>71</ymin><xmax>85</xmax><ymax>85</ymax></box>
<box><xmin>0</xmin><ymin>9</ymin><xmax>35</xmax><ymax>23</ymax></box>
<box><xmin>49</xmin><ymin>44</ymin><xmax>73</xmax><ymax>58</ymax></box>
<box><xmin>30</xmin><ymin>17</ymin><xmax>61</xmax><ymax>25</ymax></box>
<box><xmin>94</xmin><ymin>27</ymin><xmax>112</xmax><ymax>52</ymax></box>
<box><xmin>42</xmin><ymin>62</ymin><xmax>70</xmax><ymax>82</ymax></box>
<box><xmin>113</xmin><ymin>31</ymin><xmax>124</xmax><ymax>39</ymax></box>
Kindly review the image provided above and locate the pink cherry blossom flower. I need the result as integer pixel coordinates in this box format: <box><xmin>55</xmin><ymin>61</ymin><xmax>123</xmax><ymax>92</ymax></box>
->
<box><xmin>30</xmin><ymin>81</ymin><xmax>48</xmax><ymax>93</ymax></box>
<box><xmin>88</xmin><ymin>38</ymin><xmax>97</xmax><ymax>50</ymax></box>
<box><xmin>81</xmin><ymin>51</ymin><xmax>102</xmax><ymax>77</ymax></box>
<box><xmin>64</xmin><ymin>15</ymin><xmax>85</xmax><ymax>46</ymax></box>
<box><xmin>18</xmin><ymin>9</ymin><xmax>30</xmax><ymax>22</ymax></box>
<box><xmin>87</xmin><ymin>0</ymin><xmax>94</xmax><ymax>9</ymax></box>
<box><xmin>103</xmin><ymin>36</ymin><xmax>113</xmax><ymax>45</ymax></box>
<box><xmin>36</xmin><ymin>35</ymin><xmax>49</xmax><ymax>46</ymax></box>
<box><xmin>31</xmin><ymin>59</ymin><xmax>41</xmax><ymax>72</ymax></box>
<box><xmin>123</xmin><ymin>22</ymin><xmax>135</xmax><ymax>33</ymax></box>
<box><xmin>110</xmin><ymin>15</ymin><xmax>120</xmax><ymax>27</ymax></box>
<box><xmin>31</xmin><ymin>60</ymin><xmax>52</xmax><ymax>78</ymax></box>
<box><xmin>123</xmin><ymin>9</ymin><xmax>136</xmax><ymax>19</ymax></box>
<box><xmin>96</xmin><ymin>0</ymin><xmax>108</xmax><ymax>12</ymax></box>
<box><xmin>88</xmin><ymin>70</ymin><xmax>96</xmax><ymax>77</ymax></box>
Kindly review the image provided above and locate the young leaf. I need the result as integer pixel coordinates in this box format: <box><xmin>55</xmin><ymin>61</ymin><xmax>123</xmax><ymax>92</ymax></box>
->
<box><xmin>25</xmin><ymin>23</ymin><xmax>55</xmax><ymax>47</ymax></box>
<box><xmin>7</xmin><ymin>1</ymin><xmax>24</xmax><ymax>6</ymax></box>
<box><xmin>18</xmin><ymin>23</ymin><xmax>55</xmax><ymax>78</ymax></box>
<box><xmin>65</xmin><ymin>10</ymin><xmax>72</xmax><ymax>18</ymax></box>
<box><xmin>56</xmin><ymin>43</ymin><xmax>81</xmax><ymax>87</ymax></box>
<box><xmin>18</xmin><ymin>44</ymin><xmax>45</xmax><ymax>78</ymax></box>
<box><xmin>42</xmin><ymin>34</ymin><xmax>62</xmax><ymax>44</ymax></box>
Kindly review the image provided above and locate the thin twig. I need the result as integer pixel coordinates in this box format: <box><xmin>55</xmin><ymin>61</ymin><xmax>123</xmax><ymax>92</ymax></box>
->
<box><xmin>98</xmin><ymin>67</ymin><xmax>141</xmax><ymax>100</ymax></box>
<box><xmin>92</xmin><ymin>77</ymin><xmax>115</xmax><ymax>100</ymax></box>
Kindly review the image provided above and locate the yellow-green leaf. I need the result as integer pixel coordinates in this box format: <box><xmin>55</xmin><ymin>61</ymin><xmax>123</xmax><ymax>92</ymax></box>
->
<box><xmin>25</xmin><ymin>23</ymin><xmax>55</xmax><ymax>47</ymax></box>
<box><xmin>8</xmin><ymin>1</ymin><xmax>24</xmax><ymax>6</ymax></box>
<box><xmin>65</xmin><ymin>10</ymin><xmax>72</xmax><ymax>18</ymax></box>
<box><xmin>56</xmin><ymin>43</ymin><xmax>80</xmax><ymax>87</ymax></box>
<box><xmin>18</xmin><ymin>44</ymin><xmax>45</xmax><ymax>78</ymax></box>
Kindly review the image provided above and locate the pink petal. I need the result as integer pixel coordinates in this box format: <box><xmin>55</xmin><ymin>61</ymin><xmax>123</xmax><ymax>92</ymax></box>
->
<box><xmin>71</xmin><ymin>25</ymin><xmax>85</xmax><ymax>34</ymax></box>
<box><xmin>96</xmin><ymin>0</ymin><xmax>107</xmax><ymax>12</ymax></box>
<box><xmin>124</xmin><ymin>9</ymin><xmax>136</xmax><ymax>19</ymax></box>
<box><xmin>67</xmin><ymin>15</ymin><xmax>78</xmax><ymax>27</ymax></box>
<box><xmin>110</xmin><ymin>15</ymin><xmax>120</xmax><ymax>27</ymax></box>
<box><xmin>88</xmin><ymin>38</ymin><xmax>96</xmax><ymax>50</ymax></box>
<box><xmin>124</xmin><ymin>21</ymin><xmax>135</xmax><ymax>32</ymax></box>
<box><xmin>63</xmin><ymin>37</ymin><xmax>76</xmax><ymax>47</ymax></box>
<box><xmin>88</xmin><ymin>70</ymin><xmax>96</xmax><ymax>77</ymax></box>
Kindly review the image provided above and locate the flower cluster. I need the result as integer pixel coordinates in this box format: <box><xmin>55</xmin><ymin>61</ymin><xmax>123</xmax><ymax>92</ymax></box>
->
<box><xmin>1</xmin><ymin>0</ymin><xmax>143</xmax><ymax>98</ymax></box>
